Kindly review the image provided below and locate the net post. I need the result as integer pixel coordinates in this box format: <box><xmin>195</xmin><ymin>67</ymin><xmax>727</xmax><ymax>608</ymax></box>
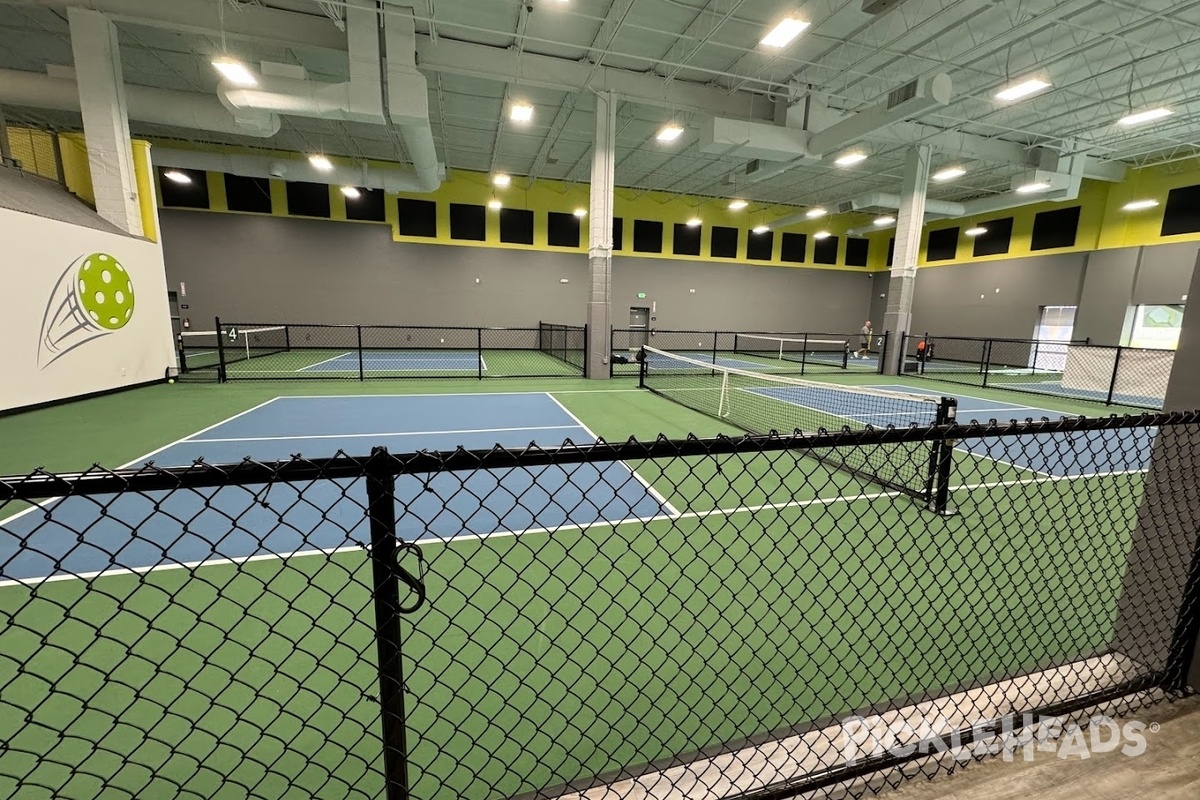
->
<box><xmin>801</xmin><ymin>333</ymin><xmax>808</xmax><ymax>375</ymax></box>
<box><xmin>929</xmin><ymin>397</ymin><xmax>958</xmax><ymax>515</ymax></box>
<box><xmin>1032</xmin><ymin>339</ymin><xmax>1039</xmax><ymax>373</ymax></box>
<box><xmin>214</xmin><ymin>316</ymin><xmax>227</xmax><ymax>383</ymax></box>
<box><xmin>733</xmin><ymin>332</ymin><xmax>740</xmax><ymax>355</ymax></box>
<box><xmin>841</xmin><ymin>336</ymin><xmax>849</xmax><ymax>370</ymax></box>
<box><xmin>582</xmin><ymin>324</ymin><xmax>589</xmax><ymax>378</ymax></box>
<box><xmin>638</xmin><ymin>347</ymin><xmax>647</xmax><ymax>388</ymax></box>
<box><xmin>284</xmin><ymin>325</ymin><xmax>291</xmax><ymax>352</ymax></box>
<box><xmin>711</xmin><ymin>331</ymin><xmax>719</xmax><ymax>370</ymax></box>
<box><xmin>365</xmin><ymin>447</ymin><xmax>412</xmax><ymax>800</ymax></box>
<box><xmin>609</xmin><ymin>326</ymin><xmax>616</xmax><ymax>378</ymax></box>
<box><xmin>1107</xmin><ymin>346</ymin><xmax>1123</xmax><ymax>405</ymax></box>
<box><xmin>477</xmin><ymin>328</ymin><xmax>484</xmax><ymax>380</ymax></box>
<box><xmin>538</xmin><ymin>321</ymin><xmax>544</xmax><ymax>353</ymax></box>
<box><xmin>981</xmin><ymin>338</ymin><xmax>992</xmax><ymax>387</ymax></box>
<box><xmin>176</xmin><ymin>333</ymin><xmax>188</xmax><ymax>374</ymax></box>
<box><xmin>879</xmin><ymin>331</ymin><xmax>889</xmax><ymax>375</ymax></box>
<box><xmin>357</xmin><ymin>325</ymin><xmax>365</xmax><ymax>382</ymax></box>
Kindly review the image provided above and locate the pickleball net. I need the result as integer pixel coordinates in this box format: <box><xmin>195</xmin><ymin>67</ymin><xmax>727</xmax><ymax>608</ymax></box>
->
<box><xmin>733</xmin><ymin>333</ymin><xmax>850</xmax><ymax>369</ymax></box>
<box><xmin>639</xmin><ymin>345</ymin><xmax>958</xmax><ymax>510</ymax></box>
<box><xmin>178</xmin><ymin>325</ymin><xmax>290</xmax><ymax>373</ymax></box>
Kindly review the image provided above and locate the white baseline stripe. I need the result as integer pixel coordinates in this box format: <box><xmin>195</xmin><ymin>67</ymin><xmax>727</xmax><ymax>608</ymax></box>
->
<box><xmin>188</xmin><ymin>424</ymin><xmax>583</xmax><ymax>444</ymax></box>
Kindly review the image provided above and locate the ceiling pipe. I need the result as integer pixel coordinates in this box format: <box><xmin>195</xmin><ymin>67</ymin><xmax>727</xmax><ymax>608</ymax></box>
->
<box><xmin>152</xmin><ymin>148</ymin><xmax>434</xmax><ymax>194</ymax></box>
<box><xmin>0</xmin><ymin>67</ymin><xmax>280</xmax><ymax>137</ymax></box>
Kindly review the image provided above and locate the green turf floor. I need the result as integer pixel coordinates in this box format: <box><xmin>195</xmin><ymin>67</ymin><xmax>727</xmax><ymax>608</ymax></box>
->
<box><xmin>0</xmin><ymin>375</ymin><xmax>1154</xmax><ymax>800</ymax></box>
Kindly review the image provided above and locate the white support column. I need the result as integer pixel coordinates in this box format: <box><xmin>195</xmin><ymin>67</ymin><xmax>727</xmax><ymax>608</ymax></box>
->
<box><xmin>881</xmin><ymin>145</ymin><xmax>931</xmax><ymax>376</ymax></box>
<box><xmin>586</xmin><ymin>90</ymin><xmax>616</xmax><ymax>380</ymax></box>
<box><xmin>68</xmin><ymin>7</ymin><xmax>143</xmax><ymax>237</ymax></box>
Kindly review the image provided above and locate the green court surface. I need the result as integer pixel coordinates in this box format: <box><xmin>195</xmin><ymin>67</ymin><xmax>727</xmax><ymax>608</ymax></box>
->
<box><xmin>0</xmin><ymin>376</ymin><xmax>1152</xmax><ymax>800</ymax></box>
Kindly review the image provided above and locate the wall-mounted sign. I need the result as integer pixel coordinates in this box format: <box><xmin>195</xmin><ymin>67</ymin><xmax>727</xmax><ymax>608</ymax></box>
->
<box><xmin>637</xmin><ymin>292</ymin><xmax>647</xmax><ymax>299</ymax></box>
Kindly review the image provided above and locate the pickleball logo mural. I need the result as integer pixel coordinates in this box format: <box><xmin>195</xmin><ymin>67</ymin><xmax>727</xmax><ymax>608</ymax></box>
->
<box><xmin>38</xmin><ymin>252</ymin><xmax>136</xmax><ymax>368</ymax></box>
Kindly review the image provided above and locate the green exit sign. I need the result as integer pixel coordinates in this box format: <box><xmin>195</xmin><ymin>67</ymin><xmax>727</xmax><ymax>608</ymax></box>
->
<box><xmin>637</xmin><ymin>292</ymin><xmax>647</xmax><ymax>299</ymax></box>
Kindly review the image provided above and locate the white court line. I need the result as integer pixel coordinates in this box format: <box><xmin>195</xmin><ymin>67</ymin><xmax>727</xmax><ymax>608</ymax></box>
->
<box><xmin>297</xmin><ymin>351</ymin><xmax>355</xmax><ymax>372</ymax></box>
<box><xmin>188</xmin><ymin>424</ymin><xmax>582</xmax><ymax>444</ymax></box>
<box><xmin>0</xmin><ymin>464</ymin><xmax>1141</xmax><ymax>589</ymax></box>
<box><xmin>0</xmin><ymin>397</ymin><xmax>285</xmax><ymax>528</ymax></box>
<box><xmin>479</xmin><ymin>353</ymin><xmax>488</xmax><ymax>373</ymax></box>
<box><xmin>543</xmin><ymin>392</ymin><xmax>683</xmax><ymax>518</ymax></box>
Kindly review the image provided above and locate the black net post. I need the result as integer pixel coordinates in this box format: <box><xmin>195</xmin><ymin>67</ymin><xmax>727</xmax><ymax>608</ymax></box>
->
<box><xmin>582</xmin><ymin>324</ymin><xmax>589</xmax><ymax>378</ymax></box>
<box><xmin>176</xmin><ymin>333</ymin><xmax>188</xmax><ymax>374</ymax></box>
<box><xmin>365</xmin><ymin>448</ymin><xmax>411</xmax><ymax>800</ymax></box>
<box><xmin>638</xmin><ymin>347</ymin><xmax>647</xmax><ymax>387</ymax></box>
<box><xmin>879</xmin><ymin>331</ymin><xmax>889</xmax><ymax>374</ymax></box>
<box><xmin>801</xmin><ymin>333</ymin><xmax>809</xmax><ymax>375</ymax></box>
<box><xmin>284</xmin><ymin>324</ymin><xmax>291</xmax><ymax>352</ymax></box>
<box><xmin>981</xmin><ymin>338</ymin><xmax>993</xmax><ymax>387</ymax></box>
<box><xmin>357</xmin><ymin>325</ymin><xmax>365</xmax><ymax>382</ymax></box>
<box><xmin>609</xmin><ymin>327</ymin><xmax>616</xmax><ymax>377</ymax></box>
<box><xmin>841</xmin><ymin>335</ymin><xmax>849</xmax><ymax>370</ymax></box>
<box><xmin>928</xmin><ymin>397</ymin><xmax>958</xmax><ymax>515</ymax></box>
<box><xmin>478</xmin><ymin>328</ymin><xmax>484</xmax><ymax>380</ymax></box>
<box><xmin>537</xmin><ymin>321</ymin><xmax>544</xmax><ymax>352</ymax></box>
<box><xmin>1107</xmin><ymin>346</ymin><xmax>1124</xmax><ymax>405</ymax></box>
<box><xmin>711</xmin><ymin>331</ymin><xmax>719</xmax><ymax>367</ymax></box>
<box><xmin>214</xmin><ymin>315</ymin><xmax>227</xmax><ymax>383</ymax></box>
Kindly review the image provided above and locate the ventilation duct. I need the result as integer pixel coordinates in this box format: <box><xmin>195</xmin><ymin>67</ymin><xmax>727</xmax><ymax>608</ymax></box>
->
<box><xmin>384</xmin><ymin>8</ymin><xmax>444</xmax><ymax>192</ymax></box>
<box><xmin>698</xmin><ymin>116</ymin><xmax>810</xmax><ymax>162</ymax></box>
<box><xmin>0</xmin><ymin>68</ymin><xmax>280</xmax><ymax>138</ymax></box>
<box><xmin>152</xmin><ymin>148</ymin><xmax>434</xmax><ymax>194</ymax></box>
<box><xmin>807</xmin><ymin>74</ymin><xmax>952</xmax><ymax>155</ymax></box>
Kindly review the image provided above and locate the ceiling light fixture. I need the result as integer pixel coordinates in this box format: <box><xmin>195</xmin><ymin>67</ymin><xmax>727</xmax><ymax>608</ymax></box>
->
<box><xmin>752</xmin><ymin>225</ymin><xmax>770</xmax><ymax>234</ymax></box>
<box><xmin>574</xmin><ymin>208</ymin><xmax>587</xmax><ymax>217</ymax></box>
<box><xmin>488</xmin><ymin>199</ymin><xmax>502</xmax><ymax>210</ymax></box>
<box><xmin>835</xmin><ymin>152</ymin><xmax>867</xmax><ymax>166</ymax></box>
<box><xmin>510</xmin><ymin>102</ymin><xmax>534</xmax><ymax>123</ymax></box>
<box><xmin>805</xmin><ymin>207</ymin><xmax>827</xmax><ymax>219</ymax></box>
<box><xmin>873</xmin><ymin>216</ymin><xmax>896</xmax><ymax>226</ymax></box>
<box><xmin>657</xmin><ymin>124</ymin><xmax>684</xmax><ymax>142</ymax></box>
<box><xmin>813</xmin><ymin>231</ymin><xmax>831</xmax><ymax>240</ymax></box>
<box><xmin>1122</xmin><ymin>199</ymin><xmax>1160</xmax><ymax>211</ymax></box>
<box><xmin>493</xmin><ymin>173</ymin><xmax>511</xmax><ymax>187</ymax></box>
<box><xmin>1016</xmin><ymin>181</ymin><xmax>1051</xmax><ymax>194</ymax></box>
<box><xmin>760</xmin><ymin>16</ymin><xmax>810</xmax><ymax>48</ymax></box>
<box><xmin>308</xmin><ymin>154</ymin><xmax>333</xmax><ymax>171</ymax></box>
<box><xmin>965</xmin><ymin>226</ymin><xmax>988</xmax><ymax>237</ymax></box>
<box><xmin>211</xmin><ymin>57</ymin><xmax>257</xmax><ymax>87</ymax></box>
<box><xmin>994</xmin><ymin>78</ymin><xmax>1051</xmax><ymax>101</ymax></box>
<box><xmin>686</xmin><ymin>217</ymin><xmax>702</xmax><ymax>227</ymax></box>
<box><xmin>162</xmin><ymin>170</ymin><xmax>192</xmax><ymax>185</ymax></box>
<box><xmin>728</xmin><ymin>199</ymin><xmax>748</xmax><ymax>210</ymax></box>
<box><xmin>932</xmin><ymin>166</ymin><xmax>966</xmax><ymax>182</ymax></box>
<box><xmin>1117</xmin><ymin>108</ymin><xmax>1173</xmax><ymax>127</ymax></box>
<box><xmin>340</xmin><ymin>186</ymin><xmax>361</xmax><ymax>198</ymax></box>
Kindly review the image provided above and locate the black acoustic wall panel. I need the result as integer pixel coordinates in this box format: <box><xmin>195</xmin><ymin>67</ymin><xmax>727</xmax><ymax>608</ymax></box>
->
<box><xmin>224</xmin><ymin>174</ymin><xmax>272</xmax><ymax>214</ymax></box>
<box><xmin>926</xmin><ymin>227</ymin><xmax>959</xmax><ymax>261</ymax></box>
<box><xmin>345</xmin><ymin>188</ymin><xmax>386</xmax><ymax>222</ymax></box>
<box><xmin>1031</xmin><ymin>206</ymin><xmax>1081</xmax><ymax>250</ymax></box>
<box><xmin>397</xmin><ymin>198</ymin><xmax>437</xmax><ymax>237</ymax></box>
<box><xmin>845</xmin><ymin>237</ymin><xmax>870</xmax><ymax>267</ymax></box>
<box><xmin>813</xmin><ymin>235</ymin><xmax>839</xmax><ymax>264</ymax></box>
<box><xmin>711</xmin><ymin>226</ymin><xmax>739</xmax><ymax>258</ymax></box>
<box><xmin>972</xmin><ymin>217</ymin><xmax>1014</xmax><ymax>257</ymax></box>
<box><xmin>672</xmin><ymin>223</ymin><xmax>702</xmax><ymax>256</ymax></box>
<box><xmin>499</xmin><ymin>208</ymin><xmax>535</xmax><ymax>244</ymax></box>
<box><xmin>1162</xmin><ymin>185</ymin><xmax>1200</xmax><ymax>236</ymax></box>
<box><xmin>158</xmin><ymin>168</ymin><xmax>209</xmax><ymax>208</ymax></box>
<box><xmin>633</xmin><ymin>219</ymin><xmax>664</xmax><ymax>253</ymax></box>
<box><xmin>780</xmin><ymin>232</ymin><xmax>807</xmax><ymax>263</ymax></box>
<box><xmin>547</xmin><ymin>212</ymin><xmax>581</xmax><ymax>247</ymax></box>
<box><xmin>449</xmin><ymin>203</ymin><xmax>486</xmax><ymax>241</ymax></box>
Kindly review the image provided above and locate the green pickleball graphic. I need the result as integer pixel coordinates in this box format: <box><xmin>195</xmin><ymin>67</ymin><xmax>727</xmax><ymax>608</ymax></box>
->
<box><xmin>77</xmin><ymin>253</ymin><xmax>135</xmax><ymax>330</ymax></box>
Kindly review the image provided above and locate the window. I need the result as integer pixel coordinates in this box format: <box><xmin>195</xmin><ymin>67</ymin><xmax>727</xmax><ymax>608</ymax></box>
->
<box><xmin>1031</xmin><ymin>305</ymin><xmax>1078</xmax><ymax>371</ymax></box>
<box><xmin>1129</xmin><ymin>304</ymin><xmax>1185</xmax><ymax>349</ymax></box>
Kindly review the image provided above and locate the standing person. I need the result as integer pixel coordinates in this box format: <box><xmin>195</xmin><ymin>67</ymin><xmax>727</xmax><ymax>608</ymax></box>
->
<box><xmin>856</xmin><ymin>321</ymin><xmax>872</xmax><ymax>359</ymax></box>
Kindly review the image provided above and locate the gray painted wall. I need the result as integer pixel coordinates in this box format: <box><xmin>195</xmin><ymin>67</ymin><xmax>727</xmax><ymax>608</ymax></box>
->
<box><xmin>159</xmin><ymin>211</ymin><xmax>873</xmax><ymax>333</ymax></box>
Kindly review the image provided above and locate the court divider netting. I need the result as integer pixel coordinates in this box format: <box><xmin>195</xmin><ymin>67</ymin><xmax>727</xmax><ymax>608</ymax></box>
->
<box><xmin>638</xmin><ymin>345</ymin><xmax>957</xmax><ymax>512</ymax></box>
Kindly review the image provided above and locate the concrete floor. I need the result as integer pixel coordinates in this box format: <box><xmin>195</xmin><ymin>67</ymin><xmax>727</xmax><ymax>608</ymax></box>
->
<box><xmin>888</xmin><ymin>697</ymin><xmax>1200</xmax><ymax>800</ymax></box>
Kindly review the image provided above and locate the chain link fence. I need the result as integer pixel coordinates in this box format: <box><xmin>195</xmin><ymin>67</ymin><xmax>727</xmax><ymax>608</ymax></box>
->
<box><xmin>176</xmin><ymin>321</ymin><xmax>589</xmax><ymax>382</ymax></box>
<box><xmin>896</xmin><ymin>334</ymin><xmax>1172</xmax><ymax>409</ymax></box>
<box><xmin>3</xmin><ymin>413</ymin><xmax>1199</xmax><ymax>799</ymax></box>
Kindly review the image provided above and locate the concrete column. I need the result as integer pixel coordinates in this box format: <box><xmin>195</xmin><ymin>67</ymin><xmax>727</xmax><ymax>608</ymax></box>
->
<box><xmin>1112</xmin><ymin>260</ymin><xmax>1200</xmax><ymax>690</ymax></box>
<box><xmin>68</xmin><ymin>7</ymin><xmax>143</xmax><ymax>236</ymax></box>
<box><xmin>881</xmin><ymin>145</ymin><xmax>931</xmax><ymax>376</ymax></box>
<box><xmin>586</xmin><ymin>91</ymin><xmax>616</xmax><ymax>380</ymax></box>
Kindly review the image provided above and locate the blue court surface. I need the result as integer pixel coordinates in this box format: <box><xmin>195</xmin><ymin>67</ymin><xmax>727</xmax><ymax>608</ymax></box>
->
<box><xmin>999</xmin><ymin>380</ymin><xmax>1163</xmax><ymax>409</ymax></box>
<box><xmin>301</xmin><ymin>350</ymin><xmax>485</xmax><ymax>372</ymax></box>
<box><xmin>873</xmin><ymin>385</ymin><xmax>1156</xmax><ymax>479</ymax></box>
<box><xmin>0</xmin><ymin>394</ymin><xmax>674</xmax><ymax>584</ymax></box>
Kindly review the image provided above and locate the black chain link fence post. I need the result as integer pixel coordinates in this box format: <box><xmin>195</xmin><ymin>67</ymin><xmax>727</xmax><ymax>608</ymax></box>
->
<box><xmin>357</xmin><ymin>325</ymin><xmax>365</xmax><ymax>382</ymax></box>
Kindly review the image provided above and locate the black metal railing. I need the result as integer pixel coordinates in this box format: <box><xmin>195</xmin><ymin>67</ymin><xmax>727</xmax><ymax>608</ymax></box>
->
<box><xmin>3</xmin><ymin>413</ymin><xmax>1199</xmax><ymax>799</ymax></box>
<box><xmin>609</xmin><ymin>328</ymin><xmax>884</xmax><ymax>377</ymax></box>
<box><xmin>897</xmin><ymin>333</ymin><xmax>1171</xmax><ymax>409</ymax></box>
<box><xmin>176</xmin><ymin>320</ymin><xmax>590</xmax><ymax>382</ymax></box>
